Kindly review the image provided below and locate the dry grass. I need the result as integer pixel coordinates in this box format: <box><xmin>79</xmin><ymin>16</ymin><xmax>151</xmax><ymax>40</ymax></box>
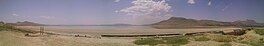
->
<box><xmin>0</xmin><ymin>31</ymin><xmax>29</xmax><ymax>46</ymax></box>
<box><xmin>193</xmin><ymin>36</ymin><xmax>210</xmax><ymax>41</ymax></box>
<box><xmin>254</xmin><ymin>29</ymin><xmax>264</xmax><ymax>35</ymax></box>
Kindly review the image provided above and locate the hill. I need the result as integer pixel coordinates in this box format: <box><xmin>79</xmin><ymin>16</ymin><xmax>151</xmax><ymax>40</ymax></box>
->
<box><xmin>6</xmin><ymin>21</ymin><xmax>45</xmax><ymax>26</ymax></box>
<box><xmin>151</xmin><ymin>17</ymin><xmax>264</xmax><ymax>29</ymax></box>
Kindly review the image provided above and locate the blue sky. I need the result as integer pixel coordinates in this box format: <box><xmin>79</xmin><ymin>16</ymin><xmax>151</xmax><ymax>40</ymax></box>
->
<box><xmin>0</xmin><ymin>0</ymin><xmax>264</xmax><ymax>25</ymax></box>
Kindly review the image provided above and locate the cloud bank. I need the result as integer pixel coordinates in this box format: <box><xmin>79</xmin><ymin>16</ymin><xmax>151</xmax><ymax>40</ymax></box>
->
<box><xmin>117</xmin><ymin>0</ymin><xmax>172</xmax><ymax>25</ymax></box>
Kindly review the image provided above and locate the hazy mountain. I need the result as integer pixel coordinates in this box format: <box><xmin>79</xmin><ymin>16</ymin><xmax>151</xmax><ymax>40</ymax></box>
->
<box><xmin>6</xmin><ymin>21</ymin><xmax>45</xmax><ymax>26</ymax></box>
<box><xmin>151</xmin><ymin>17</ymin><xmax>264</xmax><ymax>29</ymax></box>
<box><xmin>96</xmin><ymin>23</ymin><xmax>135</xmax><ymax>26</ymax></box>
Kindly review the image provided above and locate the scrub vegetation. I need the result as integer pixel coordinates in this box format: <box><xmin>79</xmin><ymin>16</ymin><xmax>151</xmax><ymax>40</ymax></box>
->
<box><xmin>254</xmin><ymin>29</ymin><xmax>264</xmax><ymax>35</ymax></box>
<box><xmin>134</xmin><ymin>28</ymin><xmax>264</xmax><ymax>46</ymax></box>
<box><xmin>134</xmin><ymin>36</ymin><xmax>189</xmax><ymax>46</ymax></box>
<box><xmin>0</xmin><ymin>24</ymin><xmax>35</xmax><ymax>33</ymax></box>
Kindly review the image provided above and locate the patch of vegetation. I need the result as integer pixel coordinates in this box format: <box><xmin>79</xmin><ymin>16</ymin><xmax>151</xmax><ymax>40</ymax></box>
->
<box><xmin>241</xmin><ymin>41</ymin><xmax>264</xmax><ymax>46</ymax></box>
<box><xmin>0</xmin><ymin>24</ymin><xmax>15</xmax><ymax>31</ymax></box>
<box><xmin>134</xmin><ymin>36</ymin><xmax>189</xmax><ymax>46</ymax></box>
<box><xmin>0</xmin><ymin>24</ymin><xmax>35</xmax><ymax>33</ymax></box>
<box><xmin>134</xmin><ymin>28</ymin><xmax>264</xmax><ymax>46</ymax></box>
<box><xmin>210</xmin><ymin>35</ymin><xmax>236</xmax><ymax>42</ymax></box>
<box><xmin>254</xmin><ymin>29</ymin><xmax>264</xmax><ymax>35</ymax></box>
<box><xmin>237</xmin><ymin>30</ymin><xmax>264</xmax><ymax>46</ymax></box>
<box><xmin>162</xmin><ymin>36</ymin><xmax>189</xmax><ymax>45</ymax></box>
<box><xmin>0</xmin><ymin>31</ymin><xmax>27</xmax><ymax>46</ymax></box>
<box><xmin>134</xmin><ymin>38</ymin><xmax>163</xmax><ymax>45</ymax></box>
<box><xmin>194</xmin><ymin>36</ymin><xmax>210</xmax><ymax>41</ymax></box>
<box><xmin>240</xmin><ymin>38</ymin><xmax>264</xmax><ymax>46</ymax></box>
<box><xmin>220</xmin><ymin>43</ymin><xmax>232</xmax><ymax>46</ymax></box>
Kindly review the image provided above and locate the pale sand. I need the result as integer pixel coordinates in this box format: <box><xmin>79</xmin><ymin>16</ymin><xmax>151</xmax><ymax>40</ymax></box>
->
<box><xmin>0</xmin><ymin>31</ymin><xmax>137</xmax><ymax>46</ymax></box>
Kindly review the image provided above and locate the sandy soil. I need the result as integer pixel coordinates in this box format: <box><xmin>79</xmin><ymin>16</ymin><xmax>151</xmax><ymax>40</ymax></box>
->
<box><xmin>0</xmin><ymin>31</ymin><xmax>138</xmax><ymax>46</ymax></box>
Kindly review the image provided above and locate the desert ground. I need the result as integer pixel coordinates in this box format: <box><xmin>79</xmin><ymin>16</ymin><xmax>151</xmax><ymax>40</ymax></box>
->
<box><xmin>0</xmin><ymin>30</ymin><xmax>137</xmax><ymax>46</ymax></box>
<box><xmin>1</xmin><ymin>26</ymin><xmax>264</xmax><ymax>46</ymax></box>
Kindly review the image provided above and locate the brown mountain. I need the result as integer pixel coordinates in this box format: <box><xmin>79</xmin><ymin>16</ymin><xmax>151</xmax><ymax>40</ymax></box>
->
<box><xmin>6</xmin><ymin>21</ymin><xmax>45</xmax><ymax>26</ymax></box>
<box><xmin>151</xmin><ymin>17</ymin><xmax>264</xmax><ymax>29</ymax></box>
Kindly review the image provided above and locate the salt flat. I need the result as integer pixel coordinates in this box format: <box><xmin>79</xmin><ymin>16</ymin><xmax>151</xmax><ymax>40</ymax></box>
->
<box><xmin>17</xmin><ymin>26</ymin><xmax>240</xmax><ymax>37</ymax></box>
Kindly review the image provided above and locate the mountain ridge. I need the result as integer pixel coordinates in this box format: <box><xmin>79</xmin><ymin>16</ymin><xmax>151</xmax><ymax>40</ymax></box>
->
<box><xmin>151</xmin><ymin>17</ymin><xmax>264</xmax><ymax>29</ymax></box>
<box><xmin>6</xmin><ymin>21</ymin><xmax>45</xmax><ymax>26</ymax></box>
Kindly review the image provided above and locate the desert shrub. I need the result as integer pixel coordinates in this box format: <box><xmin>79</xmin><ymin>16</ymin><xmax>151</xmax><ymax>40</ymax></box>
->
<box><xmin>240</xmin><ymin>38</ymin><xmax>264</xmax><ymax>46</ymax></box>
<box><xmin>194</xmin><ymin>36</ymin><xmax>210</xmax><ymax>41</ymax></box>
<box><xmin>134</xmin><ymin>38</ymin><xmax>163</xmax><ymax>45</ymax></box>
<box><xmin>0</xmin><ymin>24</ymin><xmax>34</xmax><ymax>33</ymax></box>
<box><xmin>241</xmin><ymin>41</ymin><xmax>264</xmax><ymax>46</ymax></box>
<box><xmin>210</xmin><ymin>35</ymin><xmax>236</xmax><ymax>42</ymax></box>
<box><xmin>0</xmin><ymin>24</ymin><xmax>14</xmax><ymax>31</ymax></box>
<box><xmin>162</xmin><ymin>36</ymin><xmax>189</xmax><ymax>45</ymax></box>
<box><xmin>254</xmin><ymin>29</ymin><xmax>264</xmax><ymax>35</ymax></box>
<box><xmin>220</xmin><ymin>43</ymin><xmax>232</xmax><ymax>46</ymax></box>
<box><xmin>238</xmin><ymin>30</ymin><xmax>264</xmax><ymax>46</ymax></box>
<box><xmin>134</xmin><ymin>36</ymin><xmax>189</xmax><ymax>46</ymax></box>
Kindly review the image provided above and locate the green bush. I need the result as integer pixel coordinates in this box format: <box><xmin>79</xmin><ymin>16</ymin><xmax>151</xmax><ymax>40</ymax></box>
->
<box><xmin>194</xmin><ymin>36</ymin><xmax>210</xmax><ymax>41</ymax></box>
<box><xmin>134</xmin><ymin>38</ymin><xmax>163</xmax><ymax>45</ymax></box>
<box><xmin>162</xmin><ymin>36</ymin><xmax>189</xmax><ymax>44</ymax></box>
<box><xmin>134</xmin><ymin>36</ymin><xmax>189</xmax><ymax>46</ymax></box>
<box><xmin>255</xmin><ymin>29</ymin><xmax>264</xmax><ymax>35</ymax></box>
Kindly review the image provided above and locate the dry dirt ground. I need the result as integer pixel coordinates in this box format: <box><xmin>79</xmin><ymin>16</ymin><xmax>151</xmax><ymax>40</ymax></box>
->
<box><xmin>1</xmin><ymin>26</ymin><xmax>260</xmax><ymax>46</ymax></box>
<box><xmin>0</xmin><ymin>31</ymin><xmax>137</xmax><ymax>46</ymax></box>
<box><xmin>0</xmin><ymin>30</ymin><xmax>253</xmax><ymax>46</ymax></box>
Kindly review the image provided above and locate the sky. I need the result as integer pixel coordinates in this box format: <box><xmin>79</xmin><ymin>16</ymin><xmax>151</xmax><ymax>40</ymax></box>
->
<box><xmin>0</xmin><ymin>0</ymin><xmax>264</xmax><ymax>25</ymax></box>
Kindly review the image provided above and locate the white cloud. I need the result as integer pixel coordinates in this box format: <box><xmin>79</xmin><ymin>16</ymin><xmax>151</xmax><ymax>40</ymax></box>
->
<box><xmin>117</xmin><ymin>0</ymin><xmax>172</xmax><ymax>25</ymax></box>
<box><xmin>12</xmin><ymin>13</ymin><xmax>19</xmax><ymax>16</ymax></box>
<box><xmin>208</xmin><ymin>1</ymin><xmax>211</xmax><ymax>6</ymax></box>
<box><xmin>187</xmin><ymin>0</ymin><xmax>195</xmax><ymax>4</ymax></box>
<box><xmin>114</xmin><ymin>0</ymin><xmax>120</xmax><ymax>2</ymax></box>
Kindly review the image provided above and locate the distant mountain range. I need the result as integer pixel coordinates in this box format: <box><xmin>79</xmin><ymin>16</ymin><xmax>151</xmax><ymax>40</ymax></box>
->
<box><xmin>95</xmin><ymin>24</ymin><xmax>136</xmax><ymax>26</ymax></box>
<box><xmin>5</xmin><ymin>21</ymin><xmax>136</xmax><ymax>26</ymax></box>
<box><xmin>6</xmin><ymin>21</ymin><xmax>45</xmax><ymax>26</ymax></box>
<box><xmin>5</xmin><ymin>17</ymin><xmax>264</xmax><ymax>28</ymax></box>
<box><xmin>151</xmin><ymin>17</ymin><xmax>264</xmax><ymax>29</ymax></box>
